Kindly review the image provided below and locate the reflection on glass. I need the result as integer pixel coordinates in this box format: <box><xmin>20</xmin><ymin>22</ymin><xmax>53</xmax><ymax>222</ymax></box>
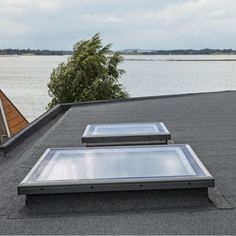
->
<box><xmin>33</xmin><ymin>147</ymin><xmax>196</xmax><ymax>182</ymax></box>
<box><xmin>93</xmin><ymin>124</ymin><xmax>159</xmax><ymax>135</ymax></box>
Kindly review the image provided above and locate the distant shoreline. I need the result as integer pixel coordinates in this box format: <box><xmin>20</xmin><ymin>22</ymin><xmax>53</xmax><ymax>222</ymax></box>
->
<box><xmin>123</xmin><ymin>58</ymin><xmax>236</xmax><ymax>62</ymax></box>
<box><xmin>1</xmin><ymin>53</ymin><xmax>236</xmax><ymax>57</ymax></box>
<box><xmin>1</xmin><ymin>48</ymin><xmax>236</xmax><ymax>56</ymax></box>
<box><xmin>0</xmin><ymin>49</ymin><xmax>72</xmax><ymax>56</ymax></box>
<box><xmin>0</xmin><ymin>54</ymin><xmax>68</xmax><ymax>57</ymax></box>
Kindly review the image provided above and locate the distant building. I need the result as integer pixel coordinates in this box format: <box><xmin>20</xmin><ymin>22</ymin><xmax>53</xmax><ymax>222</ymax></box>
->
<box><xmin>0</xmin><ymin>90</ymin><xmax>28</xmax><ymax>144</ymax></box>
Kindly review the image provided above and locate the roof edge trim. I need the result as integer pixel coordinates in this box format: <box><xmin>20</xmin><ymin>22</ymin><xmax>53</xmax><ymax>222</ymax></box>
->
<box><xmin>69</xmin><ymin>90</ymin><xmax>236</xmax><ymax>107</ymax></box>
<box><xmin>0</xmin><ymin>104</ymin><xmax>70</xmax><ymax>154</ymax></box>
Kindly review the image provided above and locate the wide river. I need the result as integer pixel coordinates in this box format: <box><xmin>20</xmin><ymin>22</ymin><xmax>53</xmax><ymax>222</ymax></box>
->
<box><xmin>1</xmin><ymin>54</ymin><xmax>236</xmax><ymax>121</ymax></box>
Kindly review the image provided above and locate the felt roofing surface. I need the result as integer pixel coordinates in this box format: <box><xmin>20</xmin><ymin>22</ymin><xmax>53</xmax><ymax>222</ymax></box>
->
<box><xmin>0</xmin><ymin>90</ymin><xmax>28</xmax><ymax>137</ymax></box>
<box><xmin>0</xmin><ymin>91</ymin><xmax>235</xmax><ymax>234</ymax></box>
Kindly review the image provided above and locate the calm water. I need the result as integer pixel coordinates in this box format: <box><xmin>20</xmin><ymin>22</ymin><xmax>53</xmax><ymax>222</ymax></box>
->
<box><xmin>1</xmin><ymin>55</ymin><xmax>236</xmax><ymax>121</ymax></box>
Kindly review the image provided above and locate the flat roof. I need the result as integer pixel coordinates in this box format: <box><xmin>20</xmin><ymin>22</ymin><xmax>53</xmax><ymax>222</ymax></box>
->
<box><xmin>0</xmin><ymin>91</ymin><xmax>235</xmax><ymax>234</ymax></box>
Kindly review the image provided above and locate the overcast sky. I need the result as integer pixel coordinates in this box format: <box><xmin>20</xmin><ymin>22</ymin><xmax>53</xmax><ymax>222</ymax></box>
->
<box><xmin>0</xmin><ymin>0</ymin><xmax>235</xmax><ymax>50</ymax></box>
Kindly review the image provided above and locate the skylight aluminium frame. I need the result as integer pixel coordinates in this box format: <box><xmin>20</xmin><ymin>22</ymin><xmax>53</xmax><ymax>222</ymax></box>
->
<box><xmin>17</xmin><ymin>144</ymin><xmax>214</xmax><ymax>195</ymax></box>
<box><xmin>81</xmin><ymin>122</ymin><xmax>171</xmax><ymax>146</ymax></box>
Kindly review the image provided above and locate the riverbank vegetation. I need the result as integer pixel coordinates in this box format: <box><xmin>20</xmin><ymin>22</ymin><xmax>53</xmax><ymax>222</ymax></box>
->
<box><xmin>0</xmin><ymin>49</ymin><xmax>71</xmax><ymax>56</ymax></box>
<box><xmin>117</xmin><ymin>48</ymin><xmax>236</xmax><ymax>55</ymax></box>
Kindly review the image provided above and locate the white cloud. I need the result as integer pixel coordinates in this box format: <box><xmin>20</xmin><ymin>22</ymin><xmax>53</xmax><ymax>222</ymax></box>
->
<box><xmin>0</xmin><ymin>0</ymin><xmax>62</xmax><ymax>11</ymax></box>
<box><xmin>0</xmin><ymin>0</ymin><xmax>235</xmax><ymax>49</ymax></box>
<box><xmin>82</xmin><ymin>14</ymin><xmax>124</xmax><ymax>23</ymax></box>
<box><xmin>0</xmin><ymin>18</ymin><xmax>29</xmax><ymax>37</ymax></box>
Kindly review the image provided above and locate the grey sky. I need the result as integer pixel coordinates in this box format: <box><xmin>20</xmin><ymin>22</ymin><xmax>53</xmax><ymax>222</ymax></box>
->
<box><xmin>0</xmin><ymin>0</ymin><xmax>235</xmax><ymax>50</ymax></box>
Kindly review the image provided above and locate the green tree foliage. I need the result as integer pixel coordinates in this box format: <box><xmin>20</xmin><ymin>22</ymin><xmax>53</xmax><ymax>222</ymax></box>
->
<box><xmin>47</xmin><ymin>33</ymin><xmax>128</xmax><ymax>109</ymax></box>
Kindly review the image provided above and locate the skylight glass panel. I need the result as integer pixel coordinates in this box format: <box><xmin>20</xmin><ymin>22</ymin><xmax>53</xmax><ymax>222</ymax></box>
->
<box><xmin>18</xmin><ymin>144</ymin><xmax>214</xmax><ymax>195</ymax></box>
<box><xmin>93</xmin><ymin>123</ymin><xmax>160</xmax><ymax>135</ymax></box>
<box><xmin>29</xmin><ymin>147</ymin><xmax>195</xmax><ymax>182</ymax></box>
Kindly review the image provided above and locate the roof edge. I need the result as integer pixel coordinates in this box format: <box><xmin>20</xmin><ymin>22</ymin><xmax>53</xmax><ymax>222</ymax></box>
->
<box><xmin>69</xmin><ymin>90</ymin><xmax>236</xmax><ymax>107</ymax></box>
<box><xmin>0</xmin><ymin>104</ymin><xmax>70</xmax><ymax>155</ymax></box>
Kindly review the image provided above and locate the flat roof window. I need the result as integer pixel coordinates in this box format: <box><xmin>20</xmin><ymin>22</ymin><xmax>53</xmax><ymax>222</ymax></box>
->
<box><xmin>93</xmin><ymin>123</ymin><xmax>160</xmax><ymax>135</ymax></box>
<box><xmin>18</xmin><ymin>144</ymin><xmax>214</xmax><ymax>195</ymax></box>
<box><xmin>81</xmin><ymin>122</ymin><xmax>171</xmax><ymax>145</ymax></box>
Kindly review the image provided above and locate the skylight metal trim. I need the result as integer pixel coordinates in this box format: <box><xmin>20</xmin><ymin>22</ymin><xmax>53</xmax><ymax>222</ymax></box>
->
<box><xmin>160</xmin><ymin>122</ymin><xmax>169</xmax><ymax>133</ymax></box>
<box><xmin>17</xmin><ymin>144</ymin><xmax>214</xmax><ymax>195</ymax></box>
<box><xmin>185</xmin><ymin>144</ymin><xmax>213</xmax><ymax>177</ymax></box>
<box><xmin>19</xmin><ymin>148</ymin><xmax>51</xmax><ymax>185</ymax></box>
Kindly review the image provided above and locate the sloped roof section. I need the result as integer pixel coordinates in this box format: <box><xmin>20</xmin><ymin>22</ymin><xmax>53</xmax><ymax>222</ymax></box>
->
<box><xmin>0</xmin><ymin>89</ymin><xmax>28</xmax><ymax>137</ymax></box>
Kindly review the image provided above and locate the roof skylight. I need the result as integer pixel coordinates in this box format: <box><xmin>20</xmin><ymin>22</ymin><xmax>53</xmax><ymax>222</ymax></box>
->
<box><xmin>81</xmin><ymin>122</ymin><xmax>171</xmax><ymax>145</ymax></box>
<box><xmin>18</xmin><ymin>144</ymin><xmax>214</xmax><ymax>195</ymax></box>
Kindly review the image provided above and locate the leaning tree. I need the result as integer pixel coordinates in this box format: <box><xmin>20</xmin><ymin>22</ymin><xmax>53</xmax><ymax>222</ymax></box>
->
<box><xmin>47</xmin><ymin>33</ymin><xmax>128</xmax><ymax>109</ymax></box>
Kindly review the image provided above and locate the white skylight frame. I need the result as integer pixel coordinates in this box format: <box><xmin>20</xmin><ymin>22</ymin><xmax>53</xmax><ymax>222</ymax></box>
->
<box><xmin>17</xmin><ymin>144</ymin><xmax>214</xmax><ymax>195</ymax></box>
<box><xmin>0</xmin><ymin>99</ymin><xmax>10</xmax><ymax>137</ymax></box>
<box><xmin>81</xmin><ymin>122</ymin><xmax>171</xmax><ymax>145</ymax></box>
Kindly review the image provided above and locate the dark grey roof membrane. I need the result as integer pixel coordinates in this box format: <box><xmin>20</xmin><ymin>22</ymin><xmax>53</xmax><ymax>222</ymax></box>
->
<box><xmin>0</xmin><ymin>91</ymin><xmax>235</xmax><ymax>234</ymax></box>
